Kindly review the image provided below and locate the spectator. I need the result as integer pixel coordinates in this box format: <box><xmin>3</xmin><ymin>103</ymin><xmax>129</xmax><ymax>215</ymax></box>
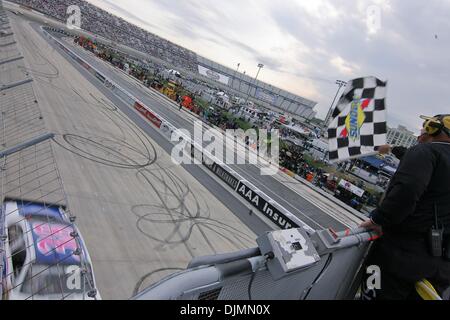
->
<box><xmin>13</xmin><ymin>0</ymin><xmax>199</xmax><ymax>72</ymax></box>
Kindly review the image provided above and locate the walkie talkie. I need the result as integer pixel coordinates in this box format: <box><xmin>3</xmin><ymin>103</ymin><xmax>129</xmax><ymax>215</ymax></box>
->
<box><xmin>429</xmin><ymin>204</ymin><xmax>444</xmax><ymax>257</ymax></box>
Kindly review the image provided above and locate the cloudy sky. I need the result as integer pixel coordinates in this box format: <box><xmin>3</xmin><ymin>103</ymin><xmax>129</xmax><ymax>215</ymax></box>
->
<box><xmin>87</xmin><ymin>0</ymin><xmax>450</xmax><ymax>133</ymax></box>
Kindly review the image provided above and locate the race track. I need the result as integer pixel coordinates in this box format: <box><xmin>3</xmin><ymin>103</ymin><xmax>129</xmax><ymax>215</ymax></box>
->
<box><xmin>9</xmin><ymin>15</ymin><xmax>259</xmax><ymax>299</ymax></box>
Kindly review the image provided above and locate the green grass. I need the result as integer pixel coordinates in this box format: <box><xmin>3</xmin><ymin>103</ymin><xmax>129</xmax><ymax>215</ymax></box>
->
<box><xmin>303</xmin><ymin>153</ymin><xmax>328</xmax><ymax>170</ymax></box>
<box><xmin>280</xmin><ymin>140</ymin><xmax>289</xmax><ymax>150</ymax></box>
<box><xmin>234</xmin><ymin>118</ymin><xmax>253</xmax><ymax>131</ymax></box>
<box><xmin>194</xmin><ymin>97</ymin><xmax>209</xmax><ymax>110</ymax></box>
<box><xmin>220</xmin><ymin>112</ymin><xmax>254</xmax><ymax>131</ymax></box>
<box><xmin>178</xmin><ymin>88</ymin><xmax>190</xmax><ymax>97</ymax></box>
<box><xmin>221</xmin><ymin>111</ymin><xmax>233</xmax><ymax>120</ymax></box>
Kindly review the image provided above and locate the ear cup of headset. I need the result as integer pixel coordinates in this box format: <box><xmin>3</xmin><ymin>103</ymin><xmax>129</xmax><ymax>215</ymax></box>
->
<box><xmin>442</xmin><ymin>115</ymin><xmax>450</xmax><ymax>136</ymax></box>
<box><xmin>421</xmin><ymin>115</ymin><xmax>450</xmax><ymax>137</ymax></box>
<box><xmin>424</xmin><ymin>118</ymin><xmax>442</xmax><ymax>136</ymax></box>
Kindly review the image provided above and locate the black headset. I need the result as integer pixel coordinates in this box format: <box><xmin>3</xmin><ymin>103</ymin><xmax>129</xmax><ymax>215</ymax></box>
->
<box><xmin>421</xmin><ymin>115</ymin><xmax>450</xmax><ymax>137</ymax></box>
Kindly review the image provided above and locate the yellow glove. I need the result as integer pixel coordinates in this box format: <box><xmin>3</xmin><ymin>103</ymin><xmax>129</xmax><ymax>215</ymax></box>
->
<box><xmin>415</xmin><ymin>279</ymin><xmax>442</xmax><ymax>300</ymax></box>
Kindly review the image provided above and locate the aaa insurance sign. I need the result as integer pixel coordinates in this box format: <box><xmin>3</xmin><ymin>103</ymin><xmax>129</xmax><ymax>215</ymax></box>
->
<box><xmin>236</xmin><ymin>181</ymin><xmax>296</xmax><ymax>230</ymax></box>
<box><xmin>198</xmin><ymin>65</ymin><xmax>230</xmax><ymax>85</ymax></box>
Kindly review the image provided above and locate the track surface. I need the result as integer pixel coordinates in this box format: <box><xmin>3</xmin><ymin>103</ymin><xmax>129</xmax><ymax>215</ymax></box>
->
<box><xmin>10</xmin><ymin>15</ymin><xmax>260</xmax><ymax>299</ymax></box>
<box><xmin>43</xmin><ymin>30</ymin><xmax>354</xmax><ymax>231</ymax></box>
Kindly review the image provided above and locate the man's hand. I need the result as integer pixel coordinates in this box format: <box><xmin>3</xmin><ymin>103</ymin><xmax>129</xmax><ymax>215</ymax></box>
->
<box><xmin>377</xmin><ymin>144</ymin><xmax>392</xmax><ymax>155</ymax></box>
<box><xmin>360</xmin><ymin>219</ymin><xmax>383</xmax><ymax>235</ymax></box>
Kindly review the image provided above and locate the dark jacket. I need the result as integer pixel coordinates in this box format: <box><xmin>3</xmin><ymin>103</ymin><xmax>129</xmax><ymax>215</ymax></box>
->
<box><xmin>369</xmin><ymin>142</ymin><xmax>450</xmax><ymax>284</ymax></box>
<box><xmin>371</xmin><ymin>142</ymin><xmax>450</xmax><ymax>235</ymax></box>
<box><xmin>391</xmin><ymin>146</ymin><xmax>408</xmax><ymax>160</ymax></box>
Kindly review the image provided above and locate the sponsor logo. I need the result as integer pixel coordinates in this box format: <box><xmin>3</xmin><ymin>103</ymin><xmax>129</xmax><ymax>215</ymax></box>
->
<box><xmin>198</xmin><ymin>65</ymin><xmax>229</xmax><ymax>85</ymax></box>
<box><xmin>236</xmin><ymin>182</ymin><xmax>294</xmax><ymax>229</ymax></box>
<box><xmin>207</xmin><ymin>162</ymin><xmax>240</xmax><ymax>190</ymax></box>
<box><xmin>339</xmin><ymin>97</ymin><xmax>370</xmax><ymax>141</ymax></box>
<box><xmin>32</xmin><ymin>222</ymin><xmax>80</xmax><ymax>262</ymax></box>
<box><xmin>206</xmin><ymin>69</ymin><xmax>220</xmax><ymax>80</ymax></box>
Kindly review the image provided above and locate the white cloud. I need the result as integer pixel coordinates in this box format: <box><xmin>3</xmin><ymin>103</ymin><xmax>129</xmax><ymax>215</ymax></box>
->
<box><xmin>330</xmin><ymin>56</ymin><xmax>360</xmax><ymax>76</ymax></box>
<box><xmin>86</xmin><ymin>0</ymin><xmax>450</xmax><ymax>131</ymax></box>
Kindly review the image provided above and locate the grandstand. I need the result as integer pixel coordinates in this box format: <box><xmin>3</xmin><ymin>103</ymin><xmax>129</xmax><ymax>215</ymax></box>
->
<box><xmin>10</xmin><ymin>0</ymin><xmax>199</xmax><ymax>72</ymax></box>
<box><xmin>9</xmin><ymin>0</ymin><xmax>318</xmax><ymax>120</ymax></box>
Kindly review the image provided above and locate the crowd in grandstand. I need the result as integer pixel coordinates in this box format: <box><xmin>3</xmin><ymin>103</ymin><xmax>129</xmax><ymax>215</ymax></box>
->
<box><xmin>11</xmin><ymin>0</ymin><xmax>198</xmax><ymax>72</ymax></box>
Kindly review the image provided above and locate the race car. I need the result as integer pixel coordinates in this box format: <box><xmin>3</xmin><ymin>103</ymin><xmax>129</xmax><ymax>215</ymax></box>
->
<box><xmin>1</xmin><ymin>200</ymin><xmax>100</xmax><ymax>300</ymax></box>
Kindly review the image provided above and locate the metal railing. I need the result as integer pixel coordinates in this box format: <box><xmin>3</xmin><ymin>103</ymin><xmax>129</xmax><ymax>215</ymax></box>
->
<box><xmin>0</xmin><ymin>0</ymin><xmax>7</xmax><ymax>299</ymax></box>
<box><xmin>0</xmin><ymin>4</ymin><xmax>97</xmax><ymax>299</ymax></box>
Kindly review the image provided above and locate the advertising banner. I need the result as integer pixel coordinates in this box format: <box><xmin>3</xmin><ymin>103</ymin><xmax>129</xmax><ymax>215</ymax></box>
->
<box><xmin>338</xmin><ymin>179</ymin><xmax>365</xmax><ymax>197</ymax></box>
<box><xmin>198</xmin><ymin>65</ymin><xmax>229</xmax><ymax>85</ymax></box>
<box><xmin>95</xmin><ymin>72</ymin><xmax>106</xmax><ymax>83</ymax></box>
<box><xmin>256</xmin><ymin>88</ymin><xmax>277</xmax><ymax>104</ymax></box>
<box><xmin>236</xmin><ymin>181</ymin><xmax>297</xmax><ymax>230</ymax></box>
<box><xmin>134</xmin><ymin>101</ymin><xmax>162</xmax><ymax>128</ymax></box>
<box><xmin>209</xmin><ymin>162</ymin><xmax>240</xmax><ymax>190</ymax></box>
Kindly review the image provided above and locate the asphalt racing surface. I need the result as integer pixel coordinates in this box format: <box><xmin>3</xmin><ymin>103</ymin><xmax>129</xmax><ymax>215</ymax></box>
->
<box><xmin>5</xmin><ymin>6</ymin><xmax>369</xmax><ymax>298</ymax></box>
<box><xmin>38</xmin><ymin>27</ymin><xmax>355</xmax><ymax>232</ymax></box>
<box><xmin>9</xmin><ymin>15</ymin><xmax>262</xmax><ymax>299</ymax></box>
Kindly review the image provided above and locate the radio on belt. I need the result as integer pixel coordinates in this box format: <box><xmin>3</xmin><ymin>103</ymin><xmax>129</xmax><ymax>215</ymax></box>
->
<box><xmin>257</xmin><ymin>228</ymin><xmax>320</xmax><ymax>280</ymax></box>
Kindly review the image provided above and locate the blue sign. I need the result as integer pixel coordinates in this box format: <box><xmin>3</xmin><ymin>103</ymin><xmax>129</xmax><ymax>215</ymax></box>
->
<box><xmin>31</xmin><ymin>221</ymin><xmax>81</xmax><ymax>265</ymax></box>
<box><xmin>18</xmin><ymin>202</ymin><xmax>65</xmax><ymax>222</ymax></box>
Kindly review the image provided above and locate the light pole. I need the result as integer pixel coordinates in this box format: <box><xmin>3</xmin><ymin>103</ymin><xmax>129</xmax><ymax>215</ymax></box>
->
<box><xmin>245</xmin><ymin>63</ymin><xmax>264</xmax><ymax>105</ymax></box>
<box><xmin>239</xmin><ymin>70</ymin><xmax>246</xmax><ymax>92</ymax></box>
<box><xmin>232</xmin><ymin>62</ymin><xmax>240</xmax><ymax>89</ymax></box>
<box><xmin>324</xmin><ymin>79</ymin><xmax>347</xmax><ymax>128</ymax></box>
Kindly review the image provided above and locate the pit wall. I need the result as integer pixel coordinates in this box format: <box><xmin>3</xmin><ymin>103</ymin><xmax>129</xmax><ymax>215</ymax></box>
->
<box><xmin>41</xmin><ymin>27</ymin><xmax>314</xmax><ymax>234</ymax></box>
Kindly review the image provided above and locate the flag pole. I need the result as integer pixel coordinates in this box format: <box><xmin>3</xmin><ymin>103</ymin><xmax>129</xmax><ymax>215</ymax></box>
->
<box><xmin>324</xmin><ymin>80</ymin><xmax>347</xmax><ymax>128</ymax></box>
<box><xmin>329</xmin><ymin>151</ymin><xmax>380</xmax><ymax>164</ymax></box>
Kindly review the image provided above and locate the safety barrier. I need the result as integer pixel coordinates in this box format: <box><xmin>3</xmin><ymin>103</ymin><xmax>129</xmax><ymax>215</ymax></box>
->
<box><xmin>0</xmin><ymin>1</ymin><xmax>7</xmax><ymax>299</ymax></box>
<box><xmin>41</xmin><ymin>27</ymin><xmax>314</xmax><ymax>234</ymax></box>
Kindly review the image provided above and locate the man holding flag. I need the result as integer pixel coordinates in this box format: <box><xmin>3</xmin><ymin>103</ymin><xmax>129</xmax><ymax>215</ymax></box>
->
<box><xmin>360</xmin><ymin>114</ymin><xmax>450</xmax><ymax>300</ymax></box>
<box><xmin>327</xmin><ymin>79</ymin><xmax>450</xmax><ymax>299</ymax></box>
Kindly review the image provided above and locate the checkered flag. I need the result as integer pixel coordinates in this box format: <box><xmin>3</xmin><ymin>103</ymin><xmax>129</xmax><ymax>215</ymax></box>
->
<box><xmin>328</xmin><ymin>76</ymin><xmax>387</xmax><ymax>163</ymax></box>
